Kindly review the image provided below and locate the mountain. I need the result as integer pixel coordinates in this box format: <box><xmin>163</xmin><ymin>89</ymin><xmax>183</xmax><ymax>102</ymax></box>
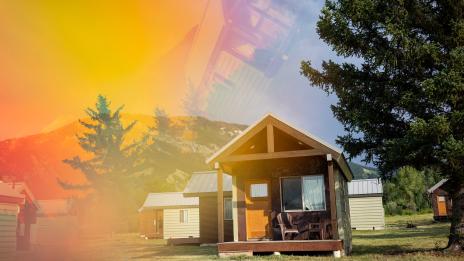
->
<box><xmin>348</xmin><ymin>162</ymin><xmax>379</xmax><ymax>179</ymax></box>
<box><xmin>0</xmin><ymin>115</ymin><xmax>245</xmax><ymax>199</ymax></box>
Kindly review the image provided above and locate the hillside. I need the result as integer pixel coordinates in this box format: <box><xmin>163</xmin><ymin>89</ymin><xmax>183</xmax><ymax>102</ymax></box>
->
<box><xmin>0</xmin><ymin>115</ymin><xmax>245</xmax><ymax>199</ymax></box>
<box><xmin>349</xmin><ymin>162</ymin><xmax>379</xmax><ymax>179</ymax></box>
<box><xmin>0</xmin><ymin>114</ymin><xmax>377</xmax><ymax>200</ymax></box>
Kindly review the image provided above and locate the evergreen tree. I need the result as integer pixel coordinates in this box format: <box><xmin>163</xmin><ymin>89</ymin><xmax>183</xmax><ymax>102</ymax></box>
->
<box><xmin>153</xmin><ymin>107</ymin><xmax>170</xmax><ymax>136</ymax></box>
<box><xmin>61</xmin><ymin>95</ymin><xmax>144</xmax><ymax>231</ymax></box>
<box><xmin>301</xmin><ymin>1</ymin><xmax>464</xmax><ymax>250</ymax></box>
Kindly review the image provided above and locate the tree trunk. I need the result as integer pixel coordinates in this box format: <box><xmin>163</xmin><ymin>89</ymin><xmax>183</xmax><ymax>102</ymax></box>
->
<box><xmin>446</xmin><ymin>180</ymin><xmax>464</xmax><ymax>252</ymax></box>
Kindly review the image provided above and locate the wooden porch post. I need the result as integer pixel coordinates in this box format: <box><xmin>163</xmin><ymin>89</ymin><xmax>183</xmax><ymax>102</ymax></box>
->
<box><xmin>327</xmin><ymin>154</ymin><xmax>339</xmax><ymax>239</ymax></box>
<box><xmin>217</xmin><ymin>165</ymin><xmax>225</xmax><ymax>243</ymax></box>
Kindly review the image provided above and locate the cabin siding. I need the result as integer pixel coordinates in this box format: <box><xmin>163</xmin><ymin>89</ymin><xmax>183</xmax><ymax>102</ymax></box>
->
<box><xmin>335</xmin><ymin>167</ymin><xmax>352</xmax><ymax>254</ymax></box>
<box><xmin>0</xmin><ymin>204</ymin><xmax>19</xmax><ymax>259</ymax></box>
<box><xmin>232</xmin><ymin>157</ymin><xmax>338</xmax><ymax>240</ymax></box>
<box><xmin>349</xmin><ymin>196</ymin><xmax>385</xmax><ymax>230</ymax></box>
<box><xmin>33</xmin><ymin>216</ymin><xmax>79</xmax><ymax>246</ymax></box>
<box><xmin>199</xmin><ymin>196</ymin><xmax>234</xmax><ymax>243</ymax></box>
<box><xmin>163</xmin><ymin>208</ymin><xmax>200</xmax><ymax>239</ymax></box>
<box><xmin>431</xmin><ymin>188</ymin><xmax>452</xmax><ymax>220</ymax></box>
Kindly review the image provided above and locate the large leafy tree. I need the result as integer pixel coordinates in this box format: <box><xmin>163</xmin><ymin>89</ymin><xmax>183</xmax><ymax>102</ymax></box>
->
<box><xmin>301</xmin><ymin>1</ymin><xmax>464</xmax><ymax>250</ymax></box>
<box><xmin>62</xmin><ymin>95</ymin><xmax>145</xmax><ymax>230</ymax></box>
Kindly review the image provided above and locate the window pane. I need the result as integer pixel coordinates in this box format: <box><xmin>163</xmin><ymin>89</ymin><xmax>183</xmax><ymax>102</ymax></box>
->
<box><xmin>180</xmin><ymin>210</ymin><xmax>188</xmax><ymax>223</ymax></box>
<box><xmin>282</xmin><ymin>177</ymin><xmax>302</xmax><ymax>211</ymax></box>
<box><xmin>251</xmin><ymin>183</ymin><xmax>268</xmax><ymax>197</ymax></box>
<box><xmin>302</xmin><ymin>175</ymin><xmax>326</xmax><ymax>211</ymax></box>
<box><xmin>224</xmin><ymin>198</ymin><xmax>233</xmax><ymax>220</ymax></box>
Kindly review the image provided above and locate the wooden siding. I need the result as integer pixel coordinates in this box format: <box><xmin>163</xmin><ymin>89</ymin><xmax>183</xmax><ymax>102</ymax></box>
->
<box><xmin>218</xmin><ymin>240</ymin><xmax>343</xmax><ymax>255</ymax></box>
<box><xmin>0</xmin><ymin>204</ymin><xmax>19</xmax><ymax>259</ymax></box>
<box><xmin>163</xmin><ymin>208</ymin><xmax>199</xmax><ymax>239</ymax></box>
<box><xmin>431</xmin><ymin>188</ymin><xmax>452</xmax><ymax>220</ymax></box>
<box><xmin>33</xmin><ymin>216</ymin><xmax>79</xmax><ymax>246</ymax></box>
<box><xmin>199</xmin><ymin>196</ymin><xmax>233</xmax><ymax>243</ymax></box>
<box><xmin>335</xmin><ymin>167</ymin><xmax>352</xmax><ymax>254</ymax></box>
<box><xmin>231</xmin><ymin>156</ymin><xmax>340</xmax><ymax>241</ymax></box>
<box><xmin>349</xmin><ymin>196</ymin><xmax>385</xmax><ymax>230</ymax></box>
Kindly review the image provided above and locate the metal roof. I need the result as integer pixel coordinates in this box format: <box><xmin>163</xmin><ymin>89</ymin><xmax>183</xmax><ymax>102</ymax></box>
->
<box><xmin>138</xmin><ymin>192</ymin><xmax>198</xmax><ymax>212</ymax></box>
<box><xmin>0</xmin><ymin>183</ymin><xmax>24</xmax><ymax>199</ymax></box>
<box><xmin>37</xmin><ymin>199</ymin><xmax>73</xmax><ymax>216</ymax></box>
<box><xmin>427</xmin><ymin>179</ymin><xmax>448</xmax><ymax>194</ymax></box>
<box><xmin>183</xmin><ymin>171</ymin><xmax>232</xmax><ymax>194</ymax></box>
<box><xmin>348</xmin><ymin>178</ymin><xmax>383</xmax><ymax>196</ymax></box>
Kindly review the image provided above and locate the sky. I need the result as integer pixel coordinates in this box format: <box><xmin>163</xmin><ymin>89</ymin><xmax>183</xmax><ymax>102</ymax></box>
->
<box><xmin>0</xmin><ymin>1</ymin><xmax>363</xmax><ymax>161</ymax></box>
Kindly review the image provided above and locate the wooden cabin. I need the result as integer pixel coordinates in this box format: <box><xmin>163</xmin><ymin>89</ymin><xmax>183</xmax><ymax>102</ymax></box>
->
<box><xmin>427</xmin><ymin>179</ymin><xmax>452</xmax><ymax>220</ymax></box>
<box><xmin>33</xmin><ymin>199</ymin><xmax>79</xmax><ymax>247</ymax></box>
<box><xmin>183</xmin><ymin>171</ymin><xmax>234</xmax><ymax>244</ymax></box>
<box><xmin>348</xmin><ymin>179</ymin><xmax>385</xmax><ymax>230</ymax></box>
<box><xmin>139</xmin><ymin>192</ymin><xmax>200</xmax><ymax>244</ymax></box>
<box><xmin>0</xmin><ymin>183</ymin><xmax>24</xmax><ymax>259</ymax></box>
<box><xmin>6</xmin><ymin>182</ymin><xmax>39</xmax><ymax>251</ymax></box>
<box><xmin>206</xmin><ymin>114</ymin><xmax>353</xmax><ymax>257</ymax></box>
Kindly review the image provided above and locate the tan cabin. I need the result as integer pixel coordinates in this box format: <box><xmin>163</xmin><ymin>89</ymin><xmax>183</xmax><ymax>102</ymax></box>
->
<box><xmin>207</xmin><ymin>114</ymin><xmax>353</xmax><ymax>257</ymax></box>
<box><xmin>428</xmin><ymin>179</ymin><xmax>452</xmax><ymax>221</ymax></box>
<box><xmin>138</xmin><ymin>192</ymin><xmax>200</xmax><ymax>244</ymax></box>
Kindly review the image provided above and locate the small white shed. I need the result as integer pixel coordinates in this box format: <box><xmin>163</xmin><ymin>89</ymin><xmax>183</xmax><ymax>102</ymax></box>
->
<box><xmin>139</xmin><ymin>192</ymin><xmax>199</xmax><ymax>242</ymax></box>
<box><xmin>348</xmin><ymin>178</ymin><xmax>385</xmax><ymax>230</ymax></box>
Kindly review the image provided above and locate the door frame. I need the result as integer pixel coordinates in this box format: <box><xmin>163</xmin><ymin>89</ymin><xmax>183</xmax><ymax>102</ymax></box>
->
<box><xmin>244</xmin><ymin>179</ymin><xmax>272</xmax><ymax>240</ymax></box>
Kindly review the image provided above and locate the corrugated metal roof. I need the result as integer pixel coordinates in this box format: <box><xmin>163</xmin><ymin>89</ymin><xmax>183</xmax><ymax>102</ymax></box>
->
<box><xmin>183</xmin><ymin>171</ymin><xmax>232</xmax><ymax>194</ymax></box>
<box><xmin>37</xmin><ymin>199</ymin><xmax>73</xmax><ymax>216</ymax></box>
<box><xmin>348</xmin><ymin>178</ymin><xmax>383</xmax><ymax>196</ymax></box>
<box><xmin>427</xmin><ymin>179</ymin><xmax>448</xmax><ymax>194</ymax></box>
<box><xmin>0</xmin><ymin>182</ymin><xmax>24</xmax><ymax>199</ymax></box>
<box><xmin>139</xmin><ymin>192</ymin><xmax>198</xmax><ymax>212</ymax></box>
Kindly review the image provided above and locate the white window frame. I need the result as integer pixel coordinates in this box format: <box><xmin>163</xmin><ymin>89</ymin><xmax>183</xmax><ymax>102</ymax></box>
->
<box><xmin>224</xmin><ymin>197</ymin><xmax>233</xmax><ymax>221</ymax></box>
<box><xmin>179</xmin><ymin>209</ymin><xmax>189</xmax><ymax>224</ymax></box>
<box><xmin>280</xmin><ymin>175</ymin><xmax>327</xmax><ymax>212</ymax></box>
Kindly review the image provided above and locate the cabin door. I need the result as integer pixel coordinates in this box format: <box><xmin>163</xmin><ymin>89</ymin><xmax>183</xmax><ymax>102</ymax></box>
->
<box><xmin>437</xmin><ymin>196</ymin><xmax>447</xmax><ymax>216</ymax></box>
<box><xmin>245</xmin><ymin>179</ymin><xmax>271</xmax><ymax>240</ymax></box>
<box><xmin>154</xmin><ymin>210</ymin><xmax>163</xmax><ymax>237</ymax></box>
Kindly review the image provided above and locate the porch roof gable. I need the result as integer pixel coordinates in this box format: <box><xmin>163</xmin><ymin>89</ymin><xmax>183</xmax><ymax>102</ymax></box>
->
<box><xmin>206</xmin><ymin>113</ymin><xmax>353</xmax><ymax>180</ymax></box>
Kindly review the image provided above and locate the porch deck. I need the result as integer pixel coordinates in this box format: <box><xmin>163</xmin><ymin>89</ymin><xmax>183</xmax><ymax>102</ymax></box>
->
<box><xmin>217</xmin><ymin>240</ymin><xmax>343</xmax><ymax>257</ymax></box>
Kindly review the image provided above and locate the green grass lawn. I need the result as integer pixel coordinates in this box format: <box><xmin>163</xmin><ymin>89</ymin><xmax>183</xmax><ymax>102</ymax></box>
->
<box><xmin>19</xmin><ymin>213</ymin><xmax>462</xmax><ymax>260</ymax></box>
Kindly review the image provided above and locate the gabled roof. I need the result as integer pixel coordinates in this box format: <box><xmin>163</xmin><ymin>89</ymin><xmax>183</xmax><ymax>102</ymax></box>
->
<box><xmin>427</xmin><ymin>179</ymin><xmax>448</xmax><ymax>194</ymax></box>
<box><xmin>0</xmin><ymin>182</ymin><xmax>24</xmax><ymax>204</ymax></box>
<box><xmin>37</xmin><ymin>199</ymin><xmax>73</xmax><ymax>216</ymax></box>
<box><xmin>138</xmin><ymin>192</ymin><xmax>199</xmax><ymax>212</ymax></box>
<box><xmin>183</xmin><ymin>171</ymin><xmax>232</xmax><ymax>196</ymax></box>
<box><xmin>6</xmin><ymin>182</ymin><xmax>40</xmax><ymax>210</ymax></box>
<box><xmin>206</xmin><ymin>113</ymin><xmax>353</xmax><ymax>180</ymax></box>
<box><xmin>348</xmin><ymin>178</ymin><xmax>383</xmax><ymax>197</ymax></box>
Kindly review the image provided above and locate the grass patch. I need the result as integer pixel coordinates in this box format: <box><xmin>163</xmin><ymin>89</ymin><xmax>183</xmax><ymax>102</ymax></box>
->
<box><xmin>19</xmin><ymin>213</ymin><xmax>462</xmax><ymax>260</ymax></box>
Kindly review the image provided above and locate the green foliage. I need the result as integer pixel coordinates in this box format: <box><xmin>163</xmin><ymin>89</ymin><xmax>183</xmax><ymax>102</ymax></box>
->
<box><xmin>349</xmin><ymin>162</ymin><xmax>379</xmax><ymax>179</ymax></box>
<box><xmin>153</xmin><ymin>107</ymin><xmax>170</xmax><ymax>136</ymax></box>
<box><xmin>300</xmin><ymin>1</ymin><xmax>464</xmax><ymax>184</ymax></box>
<box><xmin>384</xmin><ymin>166</ymin><xmax>441</xmax><ymax>215</ymax></box>
<box><xmin>61</xmin><ymin>95</ymin><xmax>145</xmax><ymax>230</ymax></box>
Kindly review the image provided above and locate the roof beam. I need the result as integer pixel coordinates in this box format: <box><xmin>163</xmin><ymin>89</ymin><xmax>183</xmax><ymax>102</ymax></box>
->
<box><xmin>267</xmin><ymin>124</ymin><xmax>274</xmax><ymax>153</ymax></box>
<box><xmin>221</xmin><ymin>149</ymin><xmax>325</xmax><ymax>163</ymax></box>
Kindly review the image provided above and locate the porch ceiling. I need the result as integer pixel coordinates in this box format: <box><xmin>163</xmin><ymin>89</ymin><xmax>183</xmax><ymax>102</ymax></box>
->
<box><xmin>206</xmin><ymin>114</ymin><xmax>353</xmax><ymax>181</ymax></box>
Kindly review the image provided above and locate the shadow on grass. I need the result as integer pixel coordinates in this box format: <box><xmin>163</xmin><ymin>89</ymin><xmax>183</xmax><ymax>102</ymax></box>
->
<box><xmin>129</xmin><ymin>245</ymin><xmax>217</xmax><ymax>259</ymax></box>
<box><xmin>352</xmin><ymin>244</ymin><xmax>435</xmax><ymax>256</ymax></box>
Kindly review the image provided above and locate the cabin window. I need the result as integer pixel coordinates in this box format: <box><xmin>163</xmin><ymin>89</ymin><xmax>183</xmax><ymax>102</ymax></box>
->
<box><xmin>281</xmin><ymin>175</ymin><xmax>326</xmax><ymax>212</ymax></box>
<box><xmin>224</xmin><ymin>198</ymin><xmax>233</xmax><ymax>220</ymax></box>
<box><xmin>250</xmin><ymin>183</ymin><xmax>268</xmax><ymax>198</ymax></box>
<box><xmin>179</xmin><ymin>209</ymin><xmax>189</xmax><ymax>223</ymax></box>
<box><xmin>438</xmin><ymin>196</ymin><xmax>446</xmax><ymax>202</ymax></box>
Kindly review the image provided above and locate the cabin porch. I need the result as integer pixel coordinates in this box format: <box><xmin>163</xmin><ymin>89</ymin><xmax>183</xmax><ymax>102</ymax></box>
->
<box><xmin>217</xmin><ymin>239</ymin><xmax>344</xmax><ymax>257</ymax></box>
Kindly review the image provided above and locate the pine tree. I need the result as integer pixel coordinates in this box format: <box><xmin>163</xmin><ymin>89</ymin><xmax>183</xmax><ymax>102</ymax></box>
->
<box><xmin>301</xmin><ymin>1</ymin><xmax>464</xmax><ymax>250</ymax></box>
<box><xmin>61</xmin><ymin>95</ymin><xmax>144</xmax><ymax>230</ymax></box>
